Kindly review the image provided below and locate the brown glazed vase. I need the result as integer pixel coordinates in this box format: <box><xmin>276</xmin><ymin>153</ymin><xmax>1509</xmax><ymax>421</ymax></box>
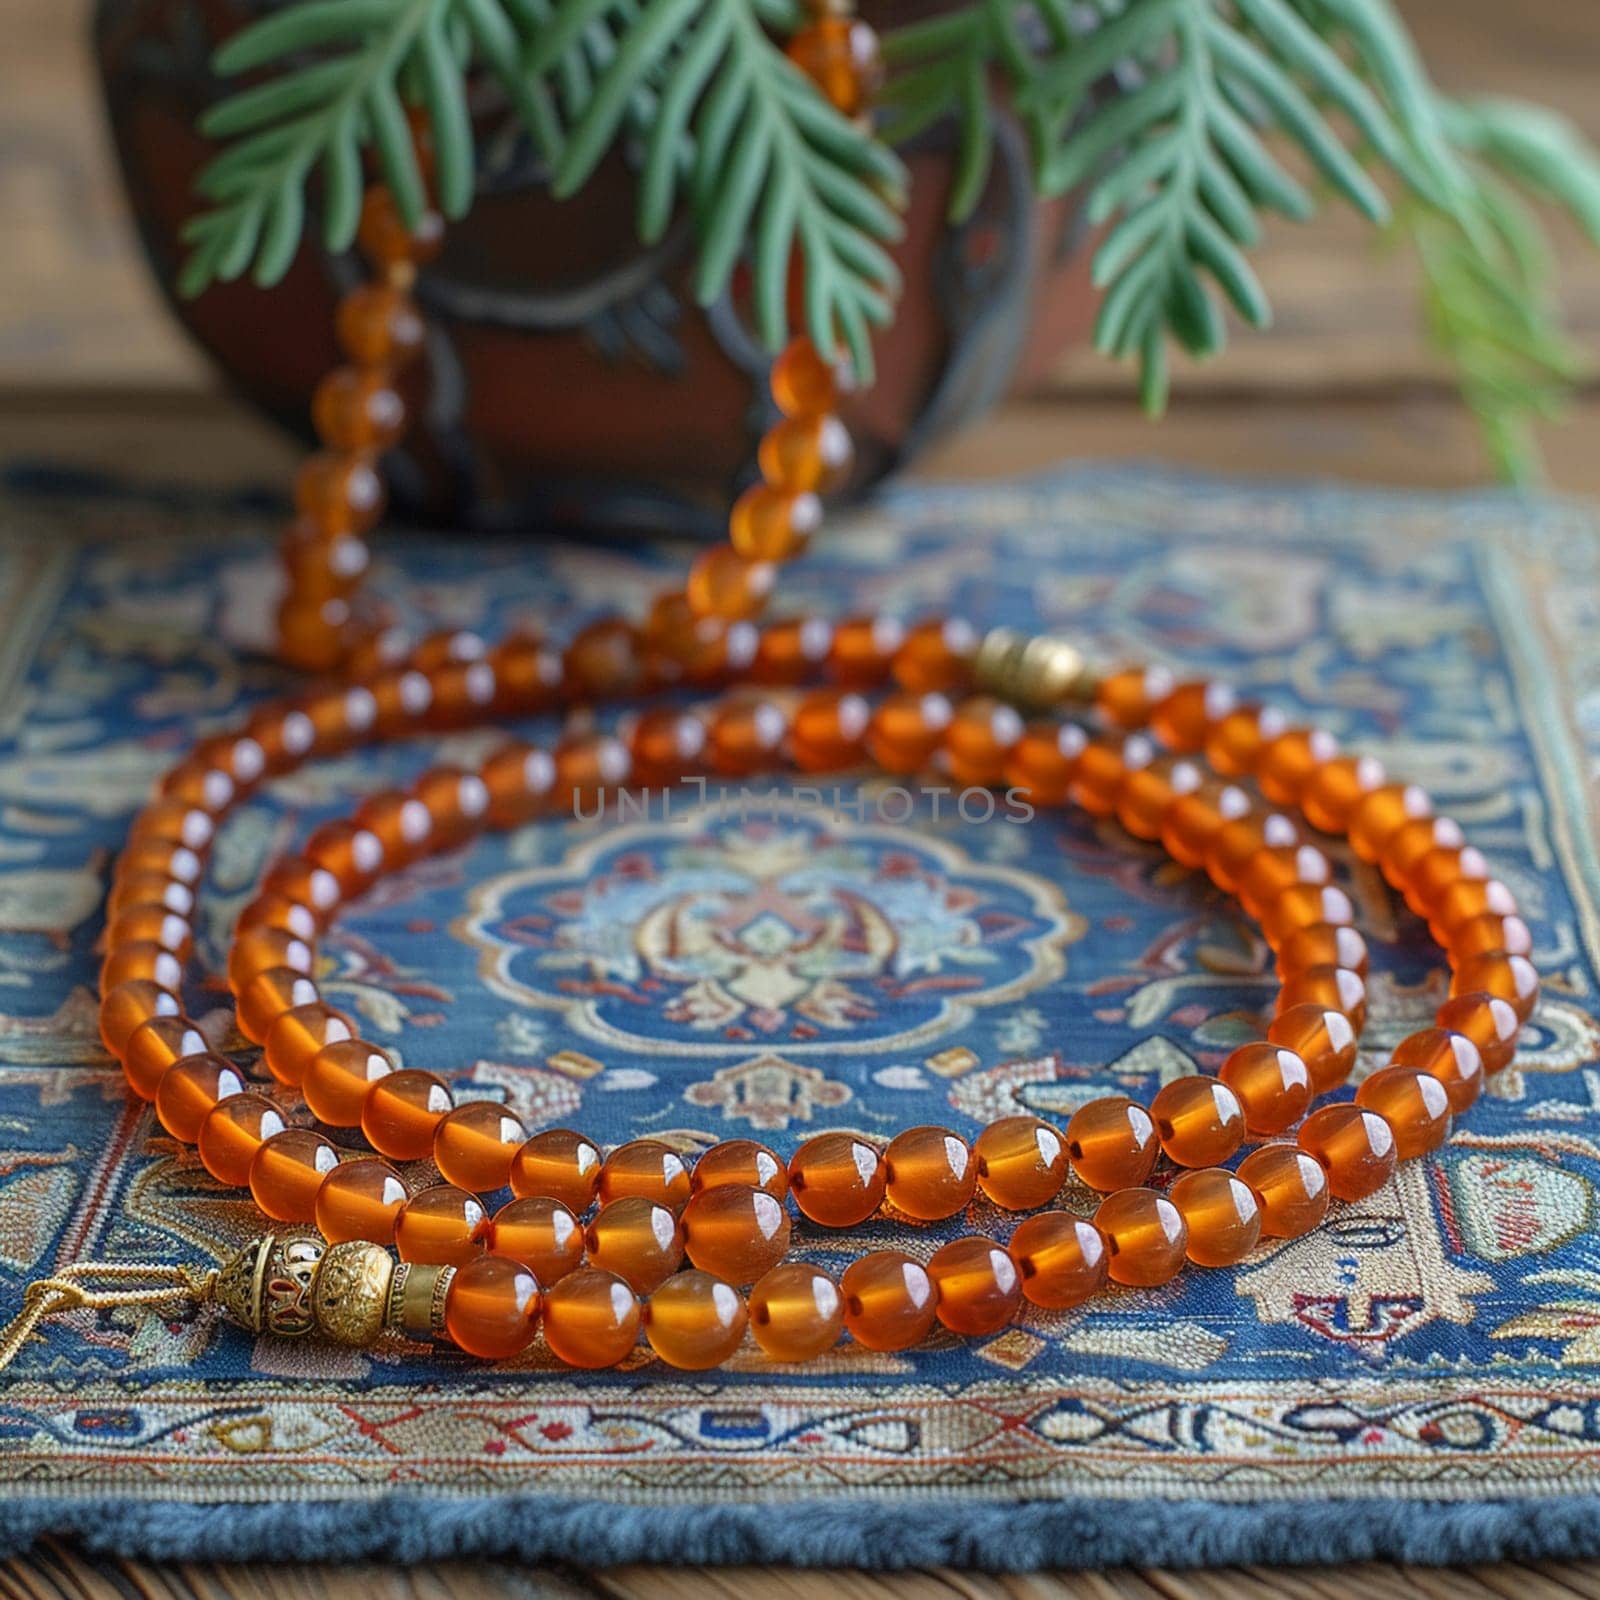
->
<box><xmin>93</xmin><ymin>0</ymin><xmax>1097</xmax><ymax>536</ymax></box>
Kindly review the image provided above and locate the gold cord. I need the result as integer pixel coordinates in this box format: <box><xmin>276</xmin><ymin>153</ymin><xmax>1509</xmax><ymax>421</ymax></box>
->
<box><xmin>0</xmin><ymin>1261</ymin><xmax>217</xmax><ymax>1373</ymax></box>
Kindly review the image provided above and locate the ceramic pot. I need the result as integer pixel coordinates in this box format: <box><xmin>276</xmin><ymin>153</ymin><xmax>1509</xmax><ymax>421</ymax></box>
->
<box><xmin>93</xmin><ymin>0</ymin><xmax>1096</xmax><ymax>535</ymax></box>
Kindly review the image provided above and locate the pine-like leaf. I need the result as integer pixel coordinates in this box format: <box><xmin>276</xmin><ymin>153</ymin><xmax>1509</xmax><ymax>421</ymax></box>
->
<box><xmin>545</xmin><ymin>0</ymin><xmax>907</xmax><ymax>379</ymax></box>
<box><xmin>179</xmin><ymin>0</ymin><xmax>563</xmax><ymax>296</ymax></box>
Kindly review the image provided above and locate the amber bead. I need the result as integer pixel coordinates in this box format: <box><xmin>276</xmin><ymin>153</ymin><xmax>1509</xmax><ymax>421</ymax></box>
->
<box><xmin>357</xmin><ymin>186</ymin><xmax>445</xmax><ymax>269</ymax></box>
<box><xmin>826</xmin><ymin>614</ymin><xmax>905</xmax><ymax>687</ymax></box>
<box><xmin>749</xmin><ymin>1263</ymin><xmax>845</xmax><ymax>1361</ymax></box>
<box><xmin>590</xmin><ymin>1140</ymin><xmax>689</xmax><ymax>1213</ymax></box>
<box><xmin>434</xmin><ymin>1102</ymin><xmax>528</xmax><ymax>1193</ymax></box>
<box><xmin>303</xmin><ymin>1039</ymin><xmax>394</xmax><ymax>1127</ymax></box>
<box><xmin>1069</xmin><ymin>738</ymin><xmax>1136</xmax><ymax>819</ymax></box>
<box><xmin>1451</xmin><ymin>951</ymin><xmax>1540</xmax><ymax>1022</ymax></box>
<box><xmin>1237</xmin><ymin>843</ymin><xmax>1332</xmax><ymax>922</ymax></box>
<box><xmin>927</xmin><ymin>1237</ymin><xmax>1022</xmax><ymax>1336</ymax></box>
<box><xmin>1380</xmin><ymin>817</ymin><xmax>1466</xmax><ymax>891</ymax></box>
<box><xmin>681</xmin><ymin>1184</ymin><xmax>791</xmax><ymax>1284</ymax></box>
<box><xmin>541</xmin><ymin>1269</ymin><xmax>641</xmax><ymax>1368</ymax></box>
<box><xmin>1004</xmin><ymin>721</ymin><xmax>1087</xmax><ymax>806</ymax></box>
<box><xmin>197</xmin><ymin>1094</ymin><xmax>286</xmax><ymax>1186</ymax></box>
<box><xmin>1301</xmin><ymin>754</ymin><xmax>1387</xmax><ymax>835</ymax></box>
<box><xmin>687</xmin><ymin>548</ymin><xmax>776</xmax><ymax>621</ymax></box>
<box><xmin>1096</xmin><ymin>665</ymin><xmax>1176</xmax><ymax>730</ymax></box>
<box><xmin>791</xmin><ymin>689</ymin><xmax>871</xmax><ymax>772</ymax></box>
<box><xmin>1451</xmin><ymin>912</ymin><xmax>1533</xmax><ymax>962</ymax></box>
<box><xmin>1437</xmin><ymin>991</ymin><xmax>1522</xmax><ymax>1072</ymax></box>
<box><xmin>445</xmin><ymin>1255</ymin><xmax>540</xmax><ymax>1360</ymax></box>
<box><xmin>706</xmin><ymin>700</ymin><xmax>787</xmax><ymax>777</ymax></box>
<box><xmin>396</xmin><ymin>1184</ymin><xmax>489</xmax><ymax>1266</ymax></box>
<box><xmin>1430</xmin><ymin>878</ymin><xmax>1519</xmax><ymax>945</ymax></box>
<box><xmin>236</xmin><ymin>892</ymin><xmax>319</xmax><ymax>943</ymax></box>
<box><xmin>228</xmin><ymin>927</ymin><xmax>313</xmax><ymax>996</ymax></box>
<box><xmin>788</xmin><ymin>1132</ymin><xmax>886</xmax><ymax>1226</ymax></box>
<box><xmin>107</xmin><ymin>907</ymin><xmax>192</xmax><ymax>961</ymax></box>
<box><xmin>1276</xmin><ymin>965</ymin><xmax>1368</xmax><ymax>1030</ymax></box>
<box><xmin>1297</xmin><ymin>1104</ymin><xmax>1397</xmax><ymax>1201</ymax></box>
<box><xmin>1065</xmin><ymin>1097</ymin><xmax>1159</xmax><ymax>1192</ymax></box>
<box><xmin>1276</xmin><ymin>922</ymin><xmax>1369</xmax><ymax>981</ymax></box>
<box><xmin>1403</xmin><ymin>844</ymin><xmax>1488</xmax><ymax>919</ymax></box>
<box><xmin>1218</xmin><ymin>1041</ymin><xmax>1311</xmax><ymax>1136</ymax></box>
<box><xmin>336</xmin><ymin>283</ymin><xmax>425</xmax><ymax>366</ymax></box>
<box><xmin>1118</xmin><ymin>756</ymin><xmax>1202</xmax><ymax>842</ymax></box>
<box><xmin>758</xmin><ymin>412</ymin><xmax>852</xmax><ymax>494</ymax></box>
<box><xmin>867</xmin><ymin>690</ymin><xmax>951</xmax><ymax>774</ymax></box>
<box><xmin>1204</xmin><ymin>704</ymin><xmax>1287</xmax><ymax>777</ymax></box>
<box><xmin>107</xmin><ymin>872</ymin><xmax>196</xmax><ymax>923</ymax></box>
<box><xmin>1344</xmin><ymin>777</ymin><xmax>1433</xmax><ymax>857</ymax></box>
<box><xmin>1256</xmin><ymin>727</ymin><xmax>1340</xmax><ymax>808</ymax></box>
<box><xmin>751</xmin><ymin>615</ymin><xmax>833</xmax><ymax>684</ymax></box>
<box><xmin>1006</xmin><ymin>1213</ymin><xmax>1108</xmax><ymax>1309</ymax></box>
<box><xmin>771</xmin><ymin>336</ymin><xmax>838</xmax><ymax>417</ymax></box>
<box><xmin>263</xmin><ymin>1002</ymin><xmax>352</xmax><ymax>1088</ymax></box>
<box><xmin>121</xmin><ymin>1015</ymin><xmax>210</xmax><ymax>1100</ymax></box>
<box><xmin>1355</xmin><ymin>1066</ymin><xmax>1452</xmax><ymax>1159</ymax></box>
<box><xmin>1206</xmin><ymin>812</ymin><xmax>1299</xmax><ymax>895</ymax></box>
<box><xmin>1161</xmin><ymin>781</ymin><xmax>1251</xmax><ymax>870</ymax></box>
<box><xmin>482</xmin><ymin>741</ymin><xmax>557</xmax><ymax>828</ymax></box>
<box><xmin>511</xmin><ymin>1128</ymin><xmax>604</xmax><ymax>1212</ymax></box>
<box><xmin>353</xmin><ymin>792</ymin><xmax>434</xmax><ymax>867</ymax></box>
<box><xmin>551</xmin><ymin>732</ymin><xmax>631</xmax><ymax>808</ymax></box>
<box><xmin>315</xmin><ymin>1157</ymin><xmax>408</xmax><ymax>1245</ymax></box>
<box><xmin>563</xmin><ymin>616</ymin><xmax>643</xmax><ymax>698</ymax></box>
<box><xmin>303</xmin><ymin>821</ymin><xmax>386</xmax><ymax>898</ymax></box>
<box><xmin>841</xmin><ymin>1251</ymin><xmax>938</xmax><ymax>1351</ymax></box>
<box><xmin>130</xmin><ymin>799</ymin><xmax>215</xmax><ymax>853</ymax></box>
<box><xmin>883</xmin><ymin>1125</ymin><xmax>977</xmax><ymax>1220</ymax></box>
<box><xmin>1150</xmin><ymin>680</ymin><xmax>1236</xmax><ymax>753</ymax></box>
<box><xmin>100</xmin><ymin>979</ymin><xmax>181</xmax><ymax>1059</ymax></box>
<box><xmin>155</xmin><ymin>1053</ymin><xmax>246</xmax><ymax>1143</ymax></box>
<box><xmin>293</xmin><ymin>451</ymin><xmax>385</xmax><ymax>536</ymax></box>
<box><xmin>491</xmin><ymin>1196</ymin><xmax>585</xmax><ymax>1284</ymax></box>
<box><xmin>973</xmin><ymin>1116</ymin><xmax>1067</xmax><ymax>1210</ymax></box>
<box><xmin>1267</xmin><ymin>1003</ymin><xmax>1358</xmax><ymax>1094</ymax></box>
<box><xmin>312</xmin><ymin>366</ymin><xmax>405</xmax><ymax>452</ymax></box>
<box><xmin>691</xmin><ymin>1139</ymin><xmax>788</xmax><ymax>1199</ymax></box>
<box><xmin>785</xmin><ymin>15</ymin><xmax>882</xmax><ymax>113</ymax></box>
<box><xmin>1237</xmin><ymin>1144</ymin><xmax>1329</xmax><ymax>1238</ymax></box>
<box><xmin>491</xmin><ymin>632</ymin><xmax>564</xmax><ymax>712</ymax></box>
<box><xmin>627</xmin><ymin>709</ymin><xmax>708</xmax><ymax>785</ymax></box>
<box><xmin>1392</xmin><ymin>1027</ymin><xmax>1484</xmax><ymax>1112</ymax></box>
<box><xmin>1150</xmin><ymin>1077</ymin><xmax>1246</xmax><ymax>1167</ymax></box>
<box><xmin>158</xmin><ymin>760</ymin><xmax>236</xmax><ymax>814</ymax></box>
<box><xmin>116</xmin><ymin>839</ymin><xmax>203</xmax><ymax>889</ymax></box>
<box><xmin>261</xmin><ymin>858</ymin><xmax>341</xmax><ymax>917</ymax></box>
<box><xmin>944</xmin><ymin>697</ymin><xmax>1024</xmax><ymax>786</ymax></box>
<box><xmin>645</xmin><ymin>1271</ymin><xmax>748</xmax><ymax>1369</ymax></box>
<box><xmin>412</xmin><ymin>768</ymin><xmax>491</xmax><ymax>850</ymax></box>
<box><xmin>1093</xmin><ymin>1189</ymin><xmax>1188</xmax><ymax>1287</ymax></box>
<box><xmin>1169</xmin><ymin>1168</ymin><xmax>1263</xmax><ymax>1267</ymax></box>
<box><xmin>102</xmin><ymin>941</ymin><xmax>183</xmax><ymax>997</ymax></box>
<box><xmin>362</xmin><ymin>1069</ymin><xmax>454</xmax><ymax>1161</ymax></box>
<box><xmin>585</xmin><ymin>1196</ymin><xmax>684</xmax><ymax>1293</ymax></box>
<box><xmin>276</xmin><ymin>598</ymin><xmax>347</xmax><ymax>672</ymax></box>
<box><xmin>729</xmin><ymin>485</ymin><xmax>821</xmax><ymax>563</ymax></box>
<box><xmin>892</xmin><ymin>618</ymin><xmax>979</xmax><ymax>695</ymax></box>
<box><xmin>1261</xmin><ymin>885</ymin><xmax>1355</xmax><ymax>950</ymax></box>
<box><xmin>247</xmin><ymin>1130</ymin><xmax>337</xmax><ymax>1226</ymax></box>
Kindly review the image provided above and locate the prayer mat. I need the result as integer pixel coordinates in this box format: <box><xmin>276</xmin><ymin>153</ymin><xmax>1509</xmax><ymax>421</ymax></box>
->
<box><xmin>1</xmin><ymin>463</ymin><xmax>1598</xmax><ymax>1568</ymax></box>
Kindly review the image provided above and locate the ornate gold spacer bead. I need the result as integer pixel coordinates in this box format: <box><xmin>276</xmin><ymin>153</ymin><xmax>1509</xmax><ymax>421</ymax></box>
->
<box><xmin>215</xmin><ymin>1231</ymin><xmax>326</xmax><ymax>1338</ymax></box>
<box><xmin>385</xmin><ymin>1261</ymin><xmax>455</xmax><ymax>1341</ymax></box>
<box><xmin>974</xmin><ymin>627</ymin><xmax>1098</xmax><ymax>710</ymax></box>
<box><xmin>311</xmin><ymin>1240</ymin><xmax>396</xmax><ymax>1347</ymax></box>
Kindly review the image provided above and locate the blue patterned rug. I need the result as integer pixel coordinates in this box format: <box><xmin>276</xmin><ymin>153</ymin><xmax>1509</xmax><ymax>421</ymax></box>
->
<box><xmin>1</xmin><ymin>463</ymin><xmax>1598</xmax><ymax>1567</ymax></box>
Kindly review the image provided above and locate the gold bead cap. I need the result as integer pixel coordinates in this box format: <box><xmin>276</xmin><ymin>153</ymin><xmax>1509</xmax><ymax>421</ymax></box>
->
<box><xmin>973</xmin><ymin>628</ymin><xmax>1099</xmax><ymax>710</ymax></box>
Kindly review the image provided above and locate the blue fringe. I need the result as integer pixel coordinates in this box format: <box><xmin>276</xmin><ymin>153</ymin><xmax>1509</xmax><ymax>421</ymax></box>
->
<box><xmin>5</xmin><ymin>1493</ymin><xmax>1600</xmax><ymax>1567</ymax></box>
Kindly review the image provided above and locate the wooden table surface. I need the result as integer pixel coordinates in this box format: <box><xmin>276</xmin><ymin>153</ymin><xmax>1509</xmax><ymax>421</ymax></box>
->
<box><xmin>3</xmin><ymin>0</ymin><xmax>1599</xmax><ymax>1594</ymax></box>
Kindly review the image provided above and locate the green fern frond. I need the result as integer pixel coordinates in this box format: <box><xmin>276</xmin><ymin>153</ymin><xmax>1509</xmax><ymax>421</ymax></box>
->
<box><xmin>179</xmin><ymin>0</ymin><xmax>562</xmax><ymax>296</ymax></box>
<box><xmin>544</xmin><ymin>0</ymin><xmax>907</xmax><ymax>379</ymax></box>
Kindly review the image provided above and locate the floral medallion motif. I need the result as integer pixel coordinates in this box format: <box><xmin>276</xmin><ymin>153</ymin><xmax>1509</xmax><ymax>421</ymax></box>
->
<box><xmin>457</xmin><ymin>798</ymin><xmax>1083</xmax><ymax>1060</ymax></box>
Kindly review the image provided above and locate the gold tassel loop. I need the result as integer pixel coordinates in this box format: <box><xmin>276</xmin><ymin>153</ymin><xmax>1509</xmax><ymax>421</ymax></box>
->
<box><xmin>0</xmin><ymin>1261</ymin><xmax>218</xmax><ymax>1373</ymax></box>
